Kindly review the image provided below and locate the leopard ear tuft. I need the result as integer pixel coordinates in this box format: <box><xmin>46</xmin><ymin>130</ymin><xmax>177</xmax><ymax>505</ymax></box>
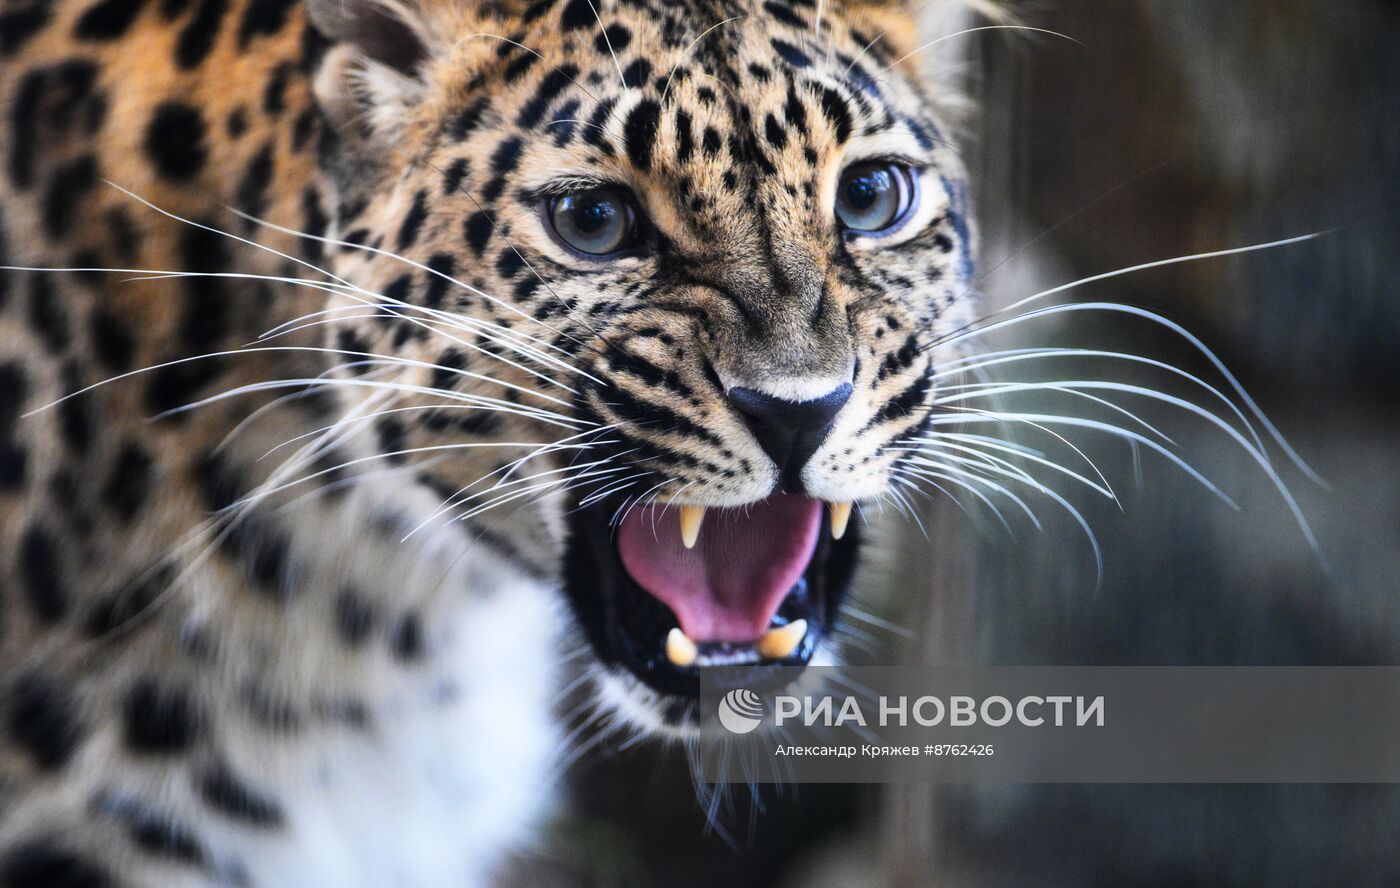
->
<box><xmin>308</xmin><ymin>0</ymin><xmax>452</xmax><ymax>144</ymax></box>
<box><xmin>306</xmin><ymin>0</ymin><xmax>429</xmax><ymax>75</ymax></box>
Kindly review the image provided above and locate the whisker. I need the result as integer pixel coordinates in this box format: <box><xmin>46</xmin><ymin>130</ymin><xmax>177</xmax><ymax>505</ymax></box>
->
<box><xmin>875</xmin><ymin>25</ymin><xmax>1084</xmax><ymax>76</ymax></box>
<box><xmin>933</xmin><ymin>346</ymin><xmax>1269</xmax><ymax>456</ymax></box>
<box><xmin>235</xmin><ymin>209</ymin><xmax>605</xmax><ymax>370</ymax></box>
<box><xmin>929</xmin><ymin>297</ymin><xmax>1327</xmax><ymax>486</ymax></box>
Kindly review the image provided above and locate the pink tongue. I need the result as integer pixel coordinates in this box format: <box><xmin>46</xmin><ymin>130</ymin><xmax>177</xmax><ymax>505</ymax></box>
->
<box><xmin>617</xmin><ymin>495</ymin><xmax>822</xmax><ymax>643</ymax></box>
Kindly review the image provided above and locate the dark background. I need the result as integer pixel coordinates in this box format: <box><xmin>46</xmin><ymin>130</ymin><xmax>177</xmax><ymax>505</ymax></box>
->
<box><xmin>529</xmin><ymin>2</ymin><xmax>1400</xmax><ymax>885</ymax></box>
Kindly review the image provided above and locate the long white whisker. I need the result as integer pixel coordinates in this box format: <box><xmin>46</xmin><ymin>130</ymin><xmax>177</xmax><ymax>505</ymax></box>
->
<box><xmin>924</xmin><ymin>231</ymin><xmax>1327</xmax><ymax>484</ymax></box>
<box><xmin>933</xmin><ymin>347</ymin><xmax>1268</xmax><ymax>456</ymax></box>
<box><xmin>234</xmin><ymin>209</ymin><xmax>604</xmax><ymax>369</ymax></box>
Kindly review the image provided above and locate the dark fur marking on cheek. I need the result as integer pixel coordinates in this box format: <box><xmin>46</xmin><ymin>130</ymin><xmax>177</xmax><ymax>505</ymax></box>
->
<box><xmin>57</xmin><ymin>366</ymin><xmax>91</xmax><ymax>455</ymax></box>
<box><xmin>92</xmin><ymin>790</ymin><xmax>208</xmax><ymax>866</ymax></box>
<box><xmin>596</xmin><ymin>23</ymin><xmax>630</xmax><ymax>52</ymax></box>
<box><xmin>495</xmin><ymin>248</ymin><xmax>524</xmax><ymax>279</ymax></box>
<box><xmin>489</xmin><ymin>137</ymin><xmax>522</xmax><ymax>175</ymax></box>
<box><xmin>674</xmin><ymin>109</ymin><xmax>694</xmax><ymax>163</ymax></box>
<box><xmin>83</xmin><ymin>564</ymin><xmax>171</xmax><ymax>637</ymax></box>
<box><xmin>522</xmin><ymin>0</ymin><xmax>557</xmax><ymax>23</ymax></box>
<box><xmin>440</xmin><ymin>157</ymin><xmax>469</xmax><ymax>195</ymax></box>
<box><xmin>549</xmin><ymin>99</ymin><xmax>580</xmax><ymax>146</ymax></box>
<box><xmin>390</xmin><ymin>613</ymin><xmax>425</xmax><ymax>662</ymax></box>
<box><xmin>0</xmin><ymin>2</ymin><xmax>53</xmax><ymax>58</ymax></box>
<box><xmin>237</xmin><ymin>0</ymin><xmax>296</xmax><ymax>48</ymax></box>
<box><xmin>6</xmin><ymin>674</ymin><xmax>85</xmax><ymax>770</ymax></box>
<box><xmin>463</xmin><ymin>211</ymin><xmax>493</xmax><ymax>257</ymax></box>
<box><xmin>770</xmin><ymin>38</ymin><xmax>811</xmax><ymax>69</ymax></box>
<box><xmin>448</xmin><ymin>96</ymin><xmax>490</xmax><ymax>141</ymax></box>
<box><xmin>20</xmin><ymin>523</ymin><xmax>69</xmax><ymax>623</ymax></box>
<box><xmin>222</xmin><ymin>520</ymin><xmax>299</xmax><ymax>598</ymax></box>
<box><xmin>103</xmin><ymin>207</ymin><xmax>140</xmax><ymax>262</ymax></box>
<box><xmin>335</xmin><ymin>588</ymin><xmax>377</xmax><ymax>647</ymax></box>
<box><xmin>291</xmin><ymin>106</ymin><xmax>318</xmax><ymax>150</ymax></box>
<box><xmin>300</xmin><ymin>186</ymin><xmax>328</xmax><ymax>261</ymax></box>
<box><xmin>377</xmin><ymin>417</ymin><xmax>407</xmax><ymax>464</ymax></box>
<box><xmin>198</xmin><ymin>766</ymin><xmax>286</xmax><ymax>827</ymax></box>
<box><xmin>144</xmin><ymin>356</ymin><xmax>227</xmax><ymax>419</ymax></box>
<box><xmin>423</xmin><ymin>253</ymin><xmax>456</xmax><ymax>307</ymax></box>
<box><xmin>123</xmin><ymin>679</ymin><xmax>203</xmax><ymax>754</ymax></box>
<box><xmin>8</xmin><ymin>61</ymin><xmax>99</xmax><ymax>190</ymax></box>
<box><xmin>764</xmin><ymin>113</ymin><xmax>788</xmax><ymax>150</ymax></box>
<box><xmin>502</xmin><ymin>52</ymin><xmax>538</xmax><ymax>84</ymax></box>
<box><xmin>174</xmin><ymin>0</ymin><xmax>229</xmax><ymax>69</ymax></box>
<box><xmin>0</xmin><ymin>362</ymin><xmax>29</xmax><ymax>490</ymax></box>
<box><xmin>262</xmin><ymin>61</ymin><xmax>292</xmax><ymax>115</ymax></box>
<box><xmin>144</xmin><ymin>101</ymin><xmax>208</xmax><ymax>180</ymax></box>
<box><xmin>226</xmin><ymin>105</ymin><xmax>248</xmax><ymax>138</ymax></box>
<box><xmin>517</xmin><ymin>64</ymin><xmax>580</xmax><ymax>129</ymax></box>
<box><xmin>73</xmin><ymin>0</ymin><xmax>148</xmax><ymax>41</ymax></box>
<box><xmin>27</xmin><ymin>275</ymin><xmax>71</xmax><ymax>352</ymax></box>
<box><xmin>178</xmin><ymin>224</ymin><xmax>231</xmax><ymax>348</ymax></box>
<box><xmin>102</xmin><ymin>440</ymin><xmax>154</xmax><ymax>521</ymax></box>
<box><xmin>620</xmin><ymin>58</ymin><xmax>651</xmax><ymax>91</ymax></box>
<box><xmin>583</xmin><ymin>96</ymin><xmax>618</xmax><ymax>153</ymax></box>
<box><xmin>763</xmin><ymin>1</ymin><xmax>804</xmax><ymax>29</ymax></box>
<box><xmin>234</xmin><ymin>143</ymin><xmax>275</xmax><ymax>227</ymax></box>
<box><xmin>396</xmin><ymin>188</ymin><xmax>430</xmax><ymax>250</ymax></box>
<box><xmin>701</xmin><ymin>125</ymin><xmax>722</xmax><ymax>158</ymax></box>
<box><xmin>872</xmin><ymin>372</ymin><xmax>931</xmax><ymax>424</ymax></box>
<box><xmin>193</xmin><ymin>450</ymin><xmax>244</xmax><ymax>512</ymax></box>
<box><xmin>559</xmin><ymin>0</ymin><xmax>595</xmax><ymax>31</ymax></box>
<box><xmin>126</xmin><ymin>814</ymin><xmax>206</xmax><ymax>865</ymax></box>
<box><xmin>0</xmin><ymin>841</ymin><xmax>114</xmax><ymax>888</ymax></box>
<box><xmin>817</xmin><ymin>85</ymin><xmax>852</xmax><ymax>143</ymax></box>
<box><xmin>623</xmin><ymin>99</ymin><xmax>661</xmax><ymax>171</ymax></box>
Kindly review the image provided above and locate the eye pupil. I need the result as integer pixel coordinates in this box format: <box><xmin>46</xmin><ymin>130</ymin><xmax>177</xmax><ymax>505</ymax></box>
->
<box><xmin>573</xmin><ymin>197</ymin><xmax>614</xmax><ymax>235</ymax></box>
<box><xmin>845</xmin><ymin>170</ymin><xmax>890</xmax><ymax>211</ymax></box>
<box><xmin>547</xmin><ymin>188</ymin><xmax>638</xmax><ymax>257</ymax></box>
<box><xmin>835</xmin><ymin>162</ymin><xmax>916</xmax><ymax>236</ymax></box>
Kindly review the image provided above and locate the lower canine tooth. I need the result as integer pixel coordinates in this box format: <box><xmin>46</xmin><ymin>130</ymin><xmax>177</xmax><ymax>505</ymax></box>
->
<box><xmin>679</xmin><ymin>505</ymin><xmax>705</xmax><ymax>549</ymax></box>
<box><xmin>757</xmin><ymin>619</ymin><xmax>808</xmax><ymax>660</ymax></box>
<box><xmin>829</xmin><ymin>502</ymin><xmax>852</xmax><ymax>540</ymax></box>
<box><xmin>665</xmin><ymin>628</ymin><xmax>697</xmax><ymax>667</ymax></box>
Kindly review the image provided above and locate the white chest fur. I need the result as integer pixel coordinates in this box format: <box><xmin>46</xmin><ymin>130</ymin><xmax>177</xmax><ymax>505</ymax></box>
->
<box><xmin>184</xmin><ymin>469</ymin><xmax>566</xmax><ymax>888</ymax></box>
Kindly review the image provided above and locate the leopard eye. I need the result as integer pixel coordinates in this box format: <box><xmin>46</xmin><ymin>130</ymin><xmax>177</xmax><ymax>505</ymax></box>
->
<box><xmin>546</xmin><ymin>188</ymin><xmax>641</xmax><ymax>257</ymax></box>
<box><xmin>835</xmin><ymin>161</ymin><xmax>918</xmax><ymax>236</ymax></box>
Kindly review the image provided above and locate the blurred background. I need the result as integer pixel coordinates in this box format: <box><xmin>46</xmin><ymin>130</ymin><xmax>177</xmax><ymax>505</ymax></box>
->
<box><xmin>525</xmin><ymin>2</ymin><xmax>1400</xmax><ymax>885</ymax></box>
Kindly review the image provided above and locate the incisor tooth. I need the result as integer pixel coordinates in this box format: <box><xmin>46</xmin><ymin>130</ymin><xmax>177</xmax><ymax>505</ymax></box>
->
<box><xmin>665</xmin><ymin>628</ymin><xmax>698</xmax><ymax>667</ymax></box>
<box><xmin>679</xmin><ymin>505</ymin><xmax>705</xmax><ymax>549</ymax></box>
<box><xmin>757</xmin><ymin>619</ymin><xmax>808</xmax><ymax>660</ymax></box>
<box><xmin>829</xmin><ymin>502</ymin><xmax>852</xmax><ymax>540</ymax></box>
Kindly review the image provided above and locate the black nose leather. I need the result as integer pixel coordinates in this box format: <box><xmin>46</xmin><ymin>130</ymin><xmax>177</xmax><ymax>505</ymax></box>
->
<box><xmin>728</xmin><ymin>383</ymin><xmax>852</xmax><ymax>492</ymax></box>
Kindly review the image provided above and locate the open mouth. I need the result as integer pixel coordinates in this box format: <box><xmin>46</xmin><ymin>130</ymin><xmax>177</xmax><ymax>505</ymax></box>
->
<box><xmin>563</xmin><ymin>494</ymin><xmax>862</xmax><ymax>698</ymax></box>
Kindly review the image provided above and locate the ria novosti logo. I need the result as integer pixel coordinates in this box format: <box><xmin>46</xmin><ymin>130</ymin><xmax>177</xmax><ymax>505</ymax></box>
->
<box><xmin>717</xmin><ymin>688</ymin><xmax>765</xmax><ymax>734</ymax></box>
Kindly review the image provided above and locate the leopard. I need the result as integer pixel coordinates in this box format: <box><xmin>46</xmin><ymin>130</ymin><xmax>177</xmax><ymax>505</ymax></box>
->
<box><xmin>0</xmin><ymin>0</ymin><xmax>982</xmax><ymax>882</ymax></box>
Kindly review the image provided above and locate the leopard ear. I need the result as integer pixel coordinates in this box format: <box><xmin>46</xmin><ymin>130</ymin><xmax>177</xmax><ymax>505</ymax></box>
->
<box><xmin>306</xmin><ymin>0</ymin><xmax>431</xmax><ymax>74</ymax></box>
<box><xmin>839</xmin><ymin>0</ymin><xmax>1007</xmax><ymax>73</ymax></box>
<box><xmin>307</xmin><ymin>0</ymin><xmax>452</xmax><ymax>142</ymax></box>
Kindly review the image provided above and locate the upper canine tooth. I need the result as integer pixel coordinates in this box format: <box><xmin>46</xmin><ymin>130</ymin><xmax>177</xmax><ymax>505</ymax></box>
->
<box><xmin>679</xmin><ymin>505</ymin><xmax>705</xmax><ymax>549</ymax></box>
<box><xmin>829</xmin><ymin>502</ymin><xmax>852</xmax><ymax>540</ymax></box>
<box><xmin>757</xmin><ymin>619</ymin><xmax>808</xmax><ymax>660</ymax></box>
<box><xmin>665</xmin><ymin>628</ymin><xmax>698</xmax><ymax>667</ymax></box>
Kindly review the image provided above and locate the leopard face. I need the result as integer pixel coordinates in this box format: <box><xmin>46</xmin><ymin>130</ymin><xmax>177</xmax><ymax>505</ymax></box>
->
<box><xmin>307</xmin><ymin>0</ymin><xmax>976</xmax><ymax>721</ymax></box>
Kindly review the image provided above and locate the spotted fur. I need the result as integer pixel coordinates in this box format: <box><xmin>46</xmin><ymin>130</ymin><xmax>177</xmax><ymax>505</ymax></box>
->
<box><xmin>0</xmin><ymin>0</ymin><xmax>977</xmax><ymax>882</ymax></box>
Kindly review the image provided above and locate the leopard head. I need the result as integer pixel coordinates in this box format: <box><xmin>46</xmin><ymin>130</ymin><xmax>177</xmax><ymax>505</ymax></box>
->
<box><xmin>306</xmin><ymin>0</ymin><xmax>976</xmax><ymax>727</ymax></box>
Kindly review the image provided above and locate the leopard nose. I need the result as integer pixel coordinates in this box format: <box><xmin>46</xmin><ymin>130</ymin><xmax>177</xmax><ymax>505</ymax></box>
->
<box><xmin>727</xmin><ymin>383</ymin><xmax>853</xmax><ymax>492</ymax></box>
